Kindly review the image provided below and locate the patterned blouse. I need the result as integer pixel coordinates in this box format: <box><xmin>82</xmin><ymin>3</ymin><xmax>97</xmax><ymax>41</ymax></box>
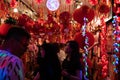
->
<box><xmin>0</xmin><ymin>50</ymin><xmax>24</xmax><ymax>80</ymax></box>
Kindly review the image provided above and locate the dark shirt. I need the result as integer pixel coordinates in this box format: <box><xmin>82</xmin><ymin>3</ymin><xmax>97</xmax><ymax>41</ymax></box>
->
<box><xmin>62</xmin><ymin>57</ymin><xmax>82</xmax><ymax>80</ymax></box>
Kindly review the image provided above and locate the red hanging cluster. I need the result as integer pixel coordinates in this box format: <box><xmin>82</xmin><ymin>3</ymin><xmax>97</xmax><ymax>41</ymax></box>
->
<box><xmin>73</xmin><ymin>5</ymin><xmax>95</xmax><ymax>25</ymax></box>
<box><xmin>10</xmin><ymin>0</ymin><xmax>18</xmax><ymax>8</ymax></box>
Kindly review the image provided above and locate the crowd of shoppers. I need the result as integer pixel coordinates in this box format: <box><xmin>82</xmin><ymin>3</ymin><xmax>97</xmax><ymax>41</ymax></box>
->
<box><xmin>0</xmin><ymin>24</ymin><xmax>101</xmax><ymax>80</ymax></box>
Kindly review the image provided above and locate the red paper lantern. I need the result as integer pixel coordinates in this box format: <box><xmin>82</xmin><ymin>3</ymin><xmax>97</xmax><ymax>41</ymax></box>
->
<box><xmin>74</xmin><ymin>32</ymin><xmax>95</xmax><ymax>49</ymax></box>
<box><xmin>73</xmin><ymin>5</ymin><xmax>95</xmax><ymax>25</ymax></box>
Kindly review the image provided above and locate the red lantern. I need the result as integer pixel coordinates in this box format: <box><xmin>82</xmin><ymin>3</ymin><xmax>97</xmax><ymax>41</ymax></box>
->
<box><xmin>74</xmin><ymin>32</ymin><xmax>95</xmax><ymax>49</ymax></box>
<box><xmin>73</xmin><ymin>5</ymin><xmax>95</xmax><ymax>25</ymax></box>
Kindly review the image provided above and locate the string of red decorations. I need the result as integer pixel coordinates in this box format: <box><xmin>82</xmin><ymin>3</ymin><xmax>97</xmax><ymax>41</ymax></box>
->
<box><xmin>100</xmin><ymin>16</ymin><xmax>108</xmax><ymax>78</ymax></box>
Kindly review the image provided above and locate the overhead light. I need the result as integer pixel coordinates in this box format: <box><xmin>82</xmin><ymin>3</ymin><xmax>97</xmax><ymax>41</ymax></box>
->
<box><xmin>13</xmin><ymin>8</ymin><xmax>18</xmax><ymax>13</ymax></box>
<box><xmin>46</xmin><ymin>0</ymin><xmax>60</xmax><ymax>11</ymax></box>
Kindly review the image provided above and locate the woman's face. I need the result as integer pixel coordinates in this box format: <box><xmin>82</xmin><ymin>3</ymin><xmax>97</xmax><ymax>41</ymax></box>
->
<box><xmin>40</xmin><ymin>47</ymin><xmax>45</xmax><ymax>58</ymax></box>
<box><xmin>64</xmin><ymin>43</ymin><xmax>71</xmax><ymax>54</ymax></box>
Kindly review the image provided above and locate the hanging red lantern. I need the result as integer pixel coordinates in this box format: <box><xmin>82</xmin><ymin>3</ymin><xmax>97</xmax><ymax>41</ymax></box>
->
<box><xmin>73</xmin><ymin>5</ymin><xmax>95</xmax><ymax>25</ymax></box>
<box><xmin>74</xmin><ymin>32</ymin><xmax>95</xmax><ymax>49</ymax></box>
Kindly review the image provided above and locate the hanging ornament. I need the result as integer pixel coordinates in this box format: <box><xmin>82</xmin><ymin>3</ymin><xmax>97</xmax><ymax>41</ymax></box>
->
<box><xmin>98</xmin><ymin>3</ymin><xmax>110</xmax><ymax>14</ymax></box>
<box><xmin>73</xmin><ymin>5</ymin><xmax>95</xmax><ymax>25</ymax></box>
<box><xmin>66</xmin><ymin>0</ymin><xmax>73</xmax><ymax>5</ymax></box>
<box><xmin>46</xmin><ymin>0</ymin><xmax>60</xmax><ymax>11</ymax></box>
<box><xmin>10</xmin><ymin>0</ymin><xmax>18</xmax><ymax>8</ymax></box>
<box><xmin>89</xmin><ymin>0</ymin><xmax>98</xmax><ymax>6</ymax></box>
<box><xmin>35</xmin><ymin>0</ymin><xmax>43</xmax><ymax>4</ymax></box>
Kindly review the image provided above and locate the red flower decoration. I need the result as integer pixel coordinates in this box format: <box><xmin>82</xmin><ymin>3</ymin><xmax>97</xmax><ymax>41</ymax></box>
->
<box><xmin>99</xmin><ymin>4</ymin><xmax>110</xmax><ymax>14</ymax></box>
<box><xmin>73</xmin><ymin>5</ymin><xmax>95</xmax><ymax>25</ymax></box>
<box><xmin>44</xmin><ymin>14</ymin><xmax>60</xmax><ymax>34</ymax></box>
<box><xmin>18</xmin><ymin>14</ymin><xmax>30</xmax><ymax>26</ymax></box>
<box><xmin>25</xmin><ymin>19</ymin><xmax>34</xmax><ymax>33</ymax></box>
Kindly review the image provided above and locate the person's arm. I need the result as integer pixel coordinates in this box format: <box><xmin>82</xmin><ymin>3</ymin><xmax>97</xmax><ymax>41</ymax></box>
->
<box><xmin>33</xmin><ymin>72</ymin><xmax>40</xmax><ymax>80</ymax></box>
<box><xmin>62</xmin><ymin>69</ymin><xmax>82</xmax><ymax>80</ymax></box>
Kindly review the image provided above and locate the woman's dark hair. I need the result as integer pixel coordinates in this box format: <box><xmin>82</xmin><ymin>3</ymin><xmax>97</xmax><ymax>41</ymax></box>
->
<box><xmin>66</xmin><ymin>40</ymin><xmax>79</xmax><ymax>53</ymax></box>
<box><xmin>66</xmin><ymin>40</ymin><xmax>80</xmax><ymax>60</ymax></box>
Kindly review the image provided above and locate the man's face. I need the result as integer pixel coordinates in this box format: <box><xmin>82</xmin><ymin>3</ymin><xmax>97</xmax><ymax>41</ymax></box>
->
<box><xmin>14</xmin><ymin>37</ymin><xmax>29</xmax><ymax>57</ymax></box>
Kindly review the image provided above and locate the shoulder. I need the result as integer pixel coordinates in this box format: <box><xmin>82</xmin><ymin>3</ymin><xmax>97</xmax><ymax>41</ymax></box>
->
<box><xmin>0</xmin><ymin>50</ymin><xmax>22</xmax><ymax>64</ymax></box>
<box><xmin>0</xmin><ymin>50</ymin><xmax>24</xmax><ymax>80</ymax></box>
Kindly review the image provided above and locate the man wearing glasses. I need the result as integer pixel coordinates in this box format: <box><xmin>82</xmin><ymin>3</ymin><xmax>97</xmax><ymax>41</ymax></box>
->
<box><xmin>0</xmin><ymin>26</ymin><xmax>31</xmax><ymax>80</ymax></box>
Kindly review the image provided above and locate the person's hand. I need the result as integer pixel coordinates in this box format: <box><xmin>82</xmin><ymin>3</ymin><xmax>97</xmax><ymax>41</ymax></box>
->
<box><xmin>62</xmin><ymin>70</ymin><xmax>70</xmax><ymax>77</ymax></box>
<box><xmin>33</xmin><ymin>72</ymin><xmax>40</xmax><ymax>80</ymax></box>
<box><xmin>94</xmin><ymin>42</ymin><xmax>99</xmax><ymax>45</ymax></box>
